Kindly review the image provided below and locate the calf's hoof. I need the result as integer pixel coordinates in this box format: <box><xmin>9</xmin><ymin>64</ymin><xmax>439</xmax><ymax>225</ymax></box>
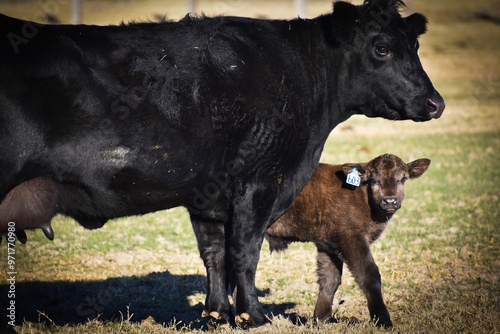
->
<box><xmin>373</xmin><ymin>316</ymin><xmax>393</xmax><ymax>328</ymax></box>
<box><xmin>314</xmin><ymin>310</ymin><xmax>332</xmax><ymax>324</ymax></box>
<box><xmin>235</xmin><ymin>312</ymin><xmax>271</xmax><ymax>329</ymax></box>
<box><xmin>201</xmin><ymin>310</ymin><xmax>231</xmax><ymax>330</ymax></box>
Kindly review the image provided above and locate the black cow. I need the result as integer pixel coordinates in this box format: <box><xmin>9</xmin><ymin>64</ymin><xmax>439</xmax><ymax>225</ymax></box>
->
<box><xmin>0</xmin><ymin>0</ymin><xmax>444</xmax><ymax>329</ymax></box>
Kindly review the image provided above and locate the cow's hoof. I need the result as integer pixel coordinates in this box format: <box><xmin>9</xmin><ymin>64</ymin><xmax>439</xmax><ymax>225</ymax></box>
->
<box><xmin>235</xmin><ymin>312</ymin><xmax>271</xmax><ymax>329</ymax></box>
<box><xmin>202</xmin><ymin>310</ymin><xmax>231</xmax><ymax>330</ymax></box>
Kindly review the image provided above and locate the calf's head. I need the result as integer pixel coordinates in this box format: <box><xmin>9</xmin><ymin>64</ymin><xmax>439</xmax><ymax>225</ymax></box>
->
<box><xmin>342</xmin><ymin>154</ymin><xmax>430</xmax><ymax>216</ymax></box>
<box><xmin>328</xmin><ymin>0</ymin><xmax>445</xmax><ymax>121</ymax></box>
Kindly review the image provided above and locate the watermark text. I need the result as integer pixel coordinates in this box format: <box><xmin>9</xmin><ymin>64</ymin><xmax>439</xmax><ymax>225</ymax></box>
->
<box><xmin>6</xmin><ymin>221</ymin><xmax>17</xmax><ymax>328</ymax></box>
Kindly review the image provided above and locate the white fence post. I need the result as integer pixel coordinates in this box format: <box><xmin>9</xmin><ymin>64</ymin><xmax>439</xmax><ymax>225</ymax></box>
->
<box><xmin>188</xmin><ymin>0</ymin><xmax>197</xmax><ymax>13</ymax></box>
<box><xmin>294</xmin><ymin>0</ymin><xmax>306</xmax><ymax>18</ymax></box>
<box><xmin>72</xmin><ymin>0</ymin><xmax>82</xmax><ymax>24</ymax></box>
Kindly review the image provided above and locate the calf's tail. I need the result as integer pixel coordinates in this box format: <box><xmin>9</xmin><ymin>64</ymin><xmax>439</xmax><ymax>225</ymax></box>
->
<box><xmin>264</xmin><ymin>233</ymin><xmax>292</xmax><ymax>252</ymax></box>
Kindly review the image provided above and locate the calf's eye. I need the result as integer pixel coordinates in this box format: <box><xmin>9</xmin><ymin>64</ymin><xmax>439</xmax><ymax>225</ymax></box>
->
<box><xmin>375</xmin><ymin>44</ymin><xmax>390</xmax><ymax>57</ymax></box>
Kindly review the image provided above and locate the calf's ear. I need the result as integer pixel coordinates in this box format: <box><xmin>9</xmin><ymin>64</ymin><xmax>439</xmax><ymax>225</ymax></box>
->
<box><xmin>341</xmin><ymin>163</ymin><xmax>370</xmax><ymax>182</ymax></box>
<box><xmin>405</xmin><ymin>13</ymin><xmax>428</xmax><ymax>36</ymax></box>
<box><xmin>407</xmin><ymin>158</ymin><xmax>431</xmax><ymax>179</ymax></box>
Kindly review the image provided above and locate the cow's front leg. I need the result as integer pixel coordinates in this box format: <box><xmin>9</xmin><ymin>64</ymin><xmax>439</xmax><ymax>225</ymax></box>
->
<box><xmin>343</xmin><ymin>238</ymin><xmax>392</xmax><ymax>328</ymax></box>
<box><xmin>228</xmin><ymin>185</ymin><xmax>274</xmax><ymax>329</ymax></box>
<box><xmin>190</xmin><ymin>216</ymin><xmax>232</xmax><ymax>329</ymax></box>
<box><xmin>314</xmin><ymin>249</ymin><xmax>343</xmax><ymax>322</ymax></box>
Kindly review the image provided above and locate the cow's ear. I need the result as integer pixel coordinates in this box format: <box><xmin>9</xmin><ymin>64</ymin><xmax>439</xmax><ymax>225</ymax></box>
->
<box><xmin>407</xmin><ymin>158</ymin><xmax>431</xmax><ymax>179</ymax></box>
<box><xmin>341</xmin><ymin>163</ymin><xmax>370</xmax><ymax>181</ymax></box>
<box><xmin>405</xmin><ymin>13</ymin><xmax>428</xmax><ymax>36</ymax></box>
<box><xmin>331</xmin><ymin>1</ymin><xmax>360</xmax><ymax>42</ymax></box>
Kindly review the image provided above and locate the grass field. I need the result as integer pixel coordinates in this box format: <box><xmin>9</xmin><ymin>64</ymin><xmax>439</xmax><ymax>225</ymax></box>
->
<box><xmin>0</xmin><ymin>0</ymin><xmax>499</xmax><ymax>333</ymax></box>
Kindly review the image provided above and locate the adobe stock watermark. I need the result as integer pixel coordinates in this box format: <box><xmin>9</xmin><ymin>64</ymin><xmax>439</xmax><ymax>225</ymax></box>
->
<box><xmin>5</xmin><ymin>222</ymin><xmax>17</xmax><ymax>328</ymax></box>
<box><xmin>339</xmin><ymin>7</ymin><xmax>394</xmax><ymax>65</ymax></box>
<box><xmin>7</xmin><ymin>0</ymin><xmax>69</xmax><ymax>54</ymax></box>
<box><xmin>190</xmin><ymin>110</ymin><xmax>292</xmax><ymax>214</ymax></box>
<box><xmin>75</xmin><ymin>279</ymin><xmax>130</xmax><ymax>321</ymax></box>
<box><xmin>460</xmin><ymin>74</ymin><xmax>499</xmax><ymax>117</ymax></box>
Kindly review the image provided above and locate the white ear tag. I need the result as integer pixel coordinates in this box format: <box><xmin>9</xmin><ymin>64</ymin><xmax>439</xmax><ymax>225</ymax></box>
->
<box><xmin>346</xmin><ymin>167</ymin><xmax>361</xmax><ymax>187</ymax></box>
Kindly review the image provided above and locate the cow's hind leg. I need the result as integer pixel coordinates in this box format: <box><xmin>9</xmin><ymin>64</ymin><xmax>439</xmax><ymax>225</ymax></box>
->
<box><xmin>190</xmin><ymin>215</ymin><xmax>232</xmax><ymax>329</ymax></box>
<box><xmin>314</xmin><ymin>249</ymin><xmax>343</xmax><ymax>322</ymax></box>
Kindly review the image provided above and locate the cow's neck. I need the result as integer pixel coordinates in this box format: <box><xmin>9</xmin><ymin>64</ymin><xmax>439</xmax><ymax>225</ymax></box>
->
<box><xmin>285</xmin><ymin>16</ymin><xmax>355</xmax><ymax>134</ymax></box>
<box><xmin>266</xmin><ymin>19</ymin><xmax>355</xmax><ymax>222</ymax></box>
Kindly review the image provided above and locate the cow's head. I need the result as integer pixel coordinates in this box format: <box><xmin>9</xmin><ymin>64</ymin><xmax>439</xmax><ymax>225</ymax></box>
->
<box><xmin>327</xmin><ymin>0</ymin><xmax>444</xmax><ymax>121</ymax></box>
<box><xmin>342</xmin><ymin>154</ymin><xmax>430</xmax><ymax>217</ymax></box>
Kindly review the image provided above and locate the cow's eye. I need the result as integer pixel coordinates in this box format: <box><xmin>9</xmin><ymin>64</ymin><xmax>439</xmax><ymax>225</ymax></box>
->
<box><xmin>375</xmin><ymin>44</ymin><xmax>390</xmax><ymax>57</ymax></box>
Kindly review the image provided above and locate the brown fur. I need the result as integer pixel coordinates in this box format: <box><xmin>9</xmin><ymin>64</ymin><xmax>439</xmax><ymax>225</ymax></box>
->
<box><xmin>266</xmin><ymin>154</ymin><xmax>430</xmax><ymax>327</ymax></box>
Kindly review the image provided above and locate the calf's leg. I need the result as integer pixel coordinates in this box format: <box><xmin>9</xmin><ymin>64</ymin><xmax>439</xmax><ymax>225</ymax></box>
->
<box><xmin>314</xmin><ymin>249</ymin><xmax>343</xmax><ymax>322</ymax></box>
<box><xmin>190</xmin><ymin>216</ymin><xmax>232</xmax><ymax>328</ymax></box>
<box><xmin>343</xmin><ymin>239</ymin><xmax>392</xmax><ymax>327</ymax></box>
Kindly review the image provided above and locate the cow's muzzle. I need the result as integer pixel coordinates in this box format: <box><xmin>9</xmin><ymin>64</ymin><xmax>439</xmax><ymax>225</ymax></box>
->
<box><xmin>427</xmin><ymin>93</ymin><xmax>445</xmax><ymax>119</ymax></box>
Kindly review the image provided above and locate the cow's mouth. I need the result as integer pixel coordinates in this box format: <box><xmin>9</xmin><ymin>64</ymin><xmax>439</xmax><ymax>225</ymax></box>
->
<box><xmin>405</xmin><ymin>94</ymin><xmax>445</xmax><ymax>121</ymax></box>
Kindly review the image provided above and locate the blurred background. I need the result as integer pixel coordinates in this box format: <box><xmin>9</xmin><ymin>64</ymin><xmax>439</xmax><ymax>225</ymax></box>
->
<box><xmin>1</xmin><ymin>0</ymin><xmax>404</xmax><ymax>25</ymax></box>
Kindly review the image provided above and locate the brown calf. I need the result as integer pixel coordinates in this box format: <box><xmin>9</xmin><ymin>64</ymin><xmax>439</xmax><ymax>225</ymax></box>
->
<box><xmin>265</xmin><ymin>154</ymin><xmax>430</xmax><ymax>327</ymax></box>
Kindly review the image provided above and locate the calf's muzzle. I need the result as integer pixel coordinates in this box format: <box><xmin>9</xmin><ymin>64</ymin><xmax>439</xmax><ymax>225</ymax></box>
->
<box><xmin>380</xmin><ymin>196</ymin><xmax>400</xmax><ymax>213</ymax></box>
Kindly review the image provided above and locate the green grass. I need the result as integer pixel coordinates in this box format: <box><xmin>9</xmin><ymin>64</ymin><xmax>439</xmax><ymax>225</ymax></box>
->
<box><xmin>0</xmin><ymin>0</ymin><xmax>499</xmax><ymax>333</ymax></box>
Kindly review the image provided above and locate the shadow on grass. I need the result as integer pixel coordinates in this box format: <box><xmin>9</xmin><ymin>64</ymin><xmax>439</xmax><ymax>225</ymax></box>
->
<box><xmin>0</xmin><ymin>271</ymin><xmax>296</xmax><ymax>329</ymax></box>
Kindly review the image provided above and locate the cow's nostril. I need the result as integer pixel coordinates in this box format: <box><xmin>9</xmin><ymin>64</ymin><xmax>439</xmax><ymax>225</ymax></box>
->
<box><xmin>427</xmin><ymin>98</ymin><xmax>445</xmax><ymax>119</ymax></box>
<box><xmin>427</xmin><ymin>99</ymin><xmax>437</xmax><ymax>112</ymax></box>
